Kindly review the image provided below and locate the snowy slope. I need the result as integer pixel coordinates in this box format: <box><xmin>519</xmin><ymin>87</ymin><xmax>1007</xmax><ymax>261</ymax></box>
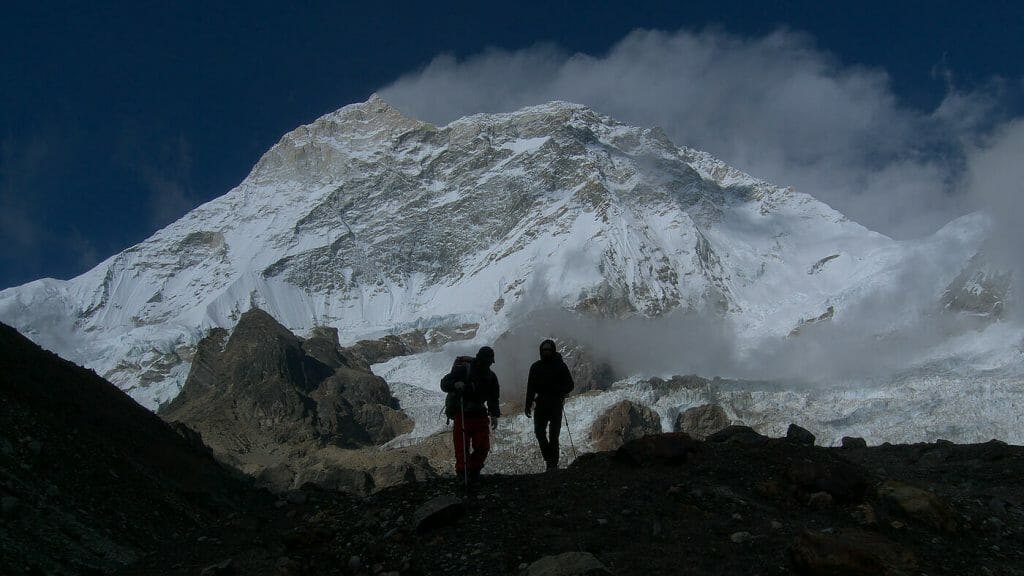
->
<box><xmin>0</xmin><ymin>96</ymin><xmax>1009</xmax><ymax>415</ymax></box>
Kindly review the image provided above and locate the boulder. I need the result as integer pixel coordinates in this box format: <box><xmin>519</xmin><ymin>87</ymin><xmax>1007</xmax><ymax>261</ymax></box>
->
<box><xmin>673</xmin><ymin>404</ymin><xmax>729</xmax><ymax>440</ymax></box>
<box><xmin>790</xmin><ymin>530</ymin><xmax>916</xmax><ymax>576</ymax></box>
<box><xmin>613</xmin><ymin>433</ymin><xmax>700</xmax><ymax>467</ymax></box>
<box><xmin>412</xmin><ymin>495</ymin><xmax>464</xmax><ymax>533</ymax></box>
<box><xmin>841</xmin><ymin>436</ymin><xmax>868</xmax><ymax>449</ymax></box>
<box><xmin>590</xmin><ymin>400</ymin><xmax>662</xmax><ymax>451</ymax></box>
<box><xmin>706</xmin><ymin>425</ymin><xmax>769</xmax><ymax>445</ymax></box>
<box><xmin>523</xmin><ymin>552</ymin><xmax>613</xmax><ymax>576</ymax></box>
<box><xmin>786</xmin><ymin>424</ymin><xmax>816</xmax><ymax>446</ymax></box>
<box><xmin>877</xmin><ymin>480</ymin><xmax>957</xmax><ymax>533</ymax></box>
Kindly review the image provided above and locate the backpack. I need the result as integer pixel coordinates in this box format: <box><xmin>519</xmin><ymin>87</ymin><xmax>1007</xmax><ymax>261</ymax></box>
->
<box><xmin>443</xmin><ymin>356</ymin><xmax>475</xmax><ymax>422</ymax></box>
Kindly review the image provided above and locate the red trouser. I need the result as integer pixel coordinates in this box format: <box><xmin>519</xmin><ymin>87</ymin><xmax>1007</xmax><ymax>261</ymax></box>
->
<box><xmin>453</xmin><ymin>414</ymin><xmax>491</xmax><ymax>475</ymax></box>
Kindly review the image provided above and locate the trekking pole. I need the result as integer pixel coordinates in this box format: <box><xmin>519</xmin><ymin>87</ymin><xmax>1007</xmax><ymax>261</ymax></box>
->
<box><xmin>459</xmin><ymin>394</ymin><xmax>470</xmax><ymax>493</ymax></box>
<box><xmin>563</xmin><ymin>403</ymin><xmax>579</xmax><ymax>461</ymax></box>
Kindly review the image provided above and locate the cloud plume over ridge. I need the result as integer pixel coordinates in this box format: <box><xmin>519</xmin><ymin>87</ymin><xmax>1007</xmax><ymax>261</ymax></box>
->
<box><xmin>380</xmin><ymin>28</ymin><xmax>1019</xmax><ymax>240</ymax></box>
<box><xmin>379</xmin><ymin>28</ymin><xmax>1024</xmax><ymax>384</ymax></box>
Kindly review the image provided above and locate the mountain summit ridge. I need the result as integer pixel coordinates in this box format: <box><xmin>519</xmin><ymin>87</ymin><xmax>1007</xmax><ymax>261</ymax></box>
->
<box><xmin>0</xmin><ymin>97</ymin><xmax>993</xmax><ymax>409</ymax></box>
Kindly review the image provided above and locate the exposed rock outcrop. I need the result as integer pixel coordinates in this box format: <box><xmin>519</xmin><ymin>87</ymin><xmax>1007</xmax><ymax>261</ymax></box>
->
<box><xmin>344</xmin><ymin>323</ymin><xmax>479</xmax><ymax>366</ymax></box>
<box><xmin>941</xmin><ymin>251</ymin><xmax>1011</xmax><ymax>318</ymax></box>
<box><xmin>590</xmin><ymin>400</ymin><xmax>662</xmax><ymax>451</ymax></box>
<box><xmin>161</xmin><ymin>308</ymin><xmax>417</xmax><ymax>491</ymax></box>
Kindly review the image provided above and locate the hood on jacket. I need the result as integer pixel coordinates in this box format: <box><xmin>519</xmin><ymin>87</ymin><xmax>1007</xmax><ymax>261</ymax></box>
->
<box><xmin>539</xmin><ymin>339</ymin><xmax>563</xmax><ymax>361</ymax></box>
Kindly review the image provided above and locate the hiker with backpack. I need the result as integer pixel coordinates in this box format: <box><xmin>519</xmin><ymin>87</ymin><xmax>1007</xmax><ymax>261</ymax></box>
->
<box><xmin>524</xmin><ymin>339</ymin><xmax>575</xmax><ymax>470</ymax></box>
<box><xmin>440</xmin><ymin>346</ymin><xmax>501</xmax><ymax>486</ymax></box>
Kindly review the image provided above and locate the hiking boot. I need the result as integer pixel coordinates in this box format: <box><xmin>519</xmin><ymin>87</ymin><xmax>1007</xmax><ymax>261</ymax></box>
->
<box><xmin>546</xmin><ymin>461</ymin><xmax>558</xmax><ymax>472</ymax></box>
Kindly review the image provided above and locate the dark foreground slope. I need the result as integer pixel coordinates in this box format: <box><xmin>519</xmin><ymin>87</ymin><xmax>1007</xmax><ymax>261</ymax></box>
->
<box><xmin>0</xmin><ymin>323</ymin><xmax>261</xmax><ymax>575</ymax></box>
<box><xmin>124</xmin><ymin>432</ymin><xmax>1024</xmax><ymax>576</ymax></box>
<box><xmin>4</xmin><ymin>319</ymin><xmax>1023</xmax><ymax>576</ymax></box>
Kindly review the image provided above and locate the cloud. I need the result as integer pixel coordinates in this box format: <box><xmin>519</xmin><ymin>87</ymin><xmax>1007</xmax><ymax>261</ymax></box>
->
<box><xmin>379</xmin><ymin>30</ymin><xmax>1024</xmax><ymax>385</ymax></box>
<box><xmin>380</xmin><ymin>28</ymin><xmax>1018</xmax><ymax>239</ymax></box>
<box><xmin>964</xmin><ymin>119</ymin><xmax>1024</xmax><ymax>310</ymax></box>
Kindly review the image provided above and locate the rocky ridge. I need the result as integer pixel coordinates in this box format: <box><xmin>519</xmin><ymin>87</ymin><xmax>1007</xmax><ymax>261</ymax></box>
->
<box><xmin>0</xmin><ymin>322</ymin><xmax>255</xmax><ymax>575</ymax></box>
<box><xmin>160</xmin><ymin>309</ymin><xmax>447</xmax><ymax>493</ymax></box>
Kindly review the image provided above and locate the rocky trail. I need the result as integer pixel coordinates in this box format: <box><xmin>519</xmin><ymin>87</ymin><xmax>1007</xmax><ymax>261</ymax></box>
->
<box><xmin>122</xmin><ymin>432</ymin><xmax>1024</xmax><ymax>576</ymax></box>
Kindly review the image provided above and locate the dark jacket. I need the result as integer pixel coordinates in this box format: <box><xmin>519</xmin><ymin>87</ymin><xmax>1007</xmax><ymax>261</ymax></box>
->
<box><xmin>525</xmin><ymin>353</ymin><xmax>574</xmax><ymax>411</ymax></box>
<box><xmin>440</xmin><ymin>360</ymin><xmax>501</xmax><ymax>418</ymax></box>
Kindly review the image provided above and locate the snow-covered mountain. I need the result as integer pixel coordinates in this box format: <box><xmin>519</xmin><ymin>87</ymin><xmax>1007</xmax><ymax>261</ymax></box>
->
<box><xmin>0</xmin><ymin>96</ymin><xmax>1015</xmax><ymax>420</ymax></box>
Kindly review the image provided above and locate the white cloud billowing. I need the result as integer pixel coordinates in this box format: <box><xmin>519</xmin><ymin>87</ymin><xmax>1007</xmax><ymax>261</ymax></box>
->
<box><xmin>380</xmin><ymin>28</ymin><xmax>1024</xmax><ymax>383</ymax></box>
<box><xmin>964</xmin><ymin>119</ymin><xmax>1024</xmax><ymax>312</ymax></box>
<box><xmin>380</xmin><ymin>28</ymin><xmax>1018</xmax><ymax>240</ymax></box>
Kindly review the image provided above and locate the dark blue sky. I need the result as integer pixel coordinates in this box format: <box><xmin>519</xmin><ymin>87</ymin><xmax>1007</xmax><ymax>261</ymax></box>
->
<box><xmin>2</xmin><ymin>1</ymin><xmax>1022</xmax><ymax>289</ymax></box>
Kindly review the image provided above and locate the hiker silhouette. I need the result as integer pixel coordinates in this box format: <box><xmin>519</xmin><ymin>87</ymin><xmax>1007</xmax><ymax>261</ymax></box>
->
<box><xmin>525</xmin><ymin>339</ymin><xmax>575</xmax><ymax>470</ymax></box>
<box><xmin>440</xmin><ymin>346</ymin><xmax>500</xmax><ymax>487</ymax></box>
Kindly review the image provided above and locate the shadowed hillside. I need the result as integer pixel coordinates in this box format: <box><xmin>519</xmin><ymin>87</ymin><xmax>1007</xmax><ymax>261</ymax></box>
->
<box><xmin>0</xmin><ymin>322</ymin><xmax>259</xmax><ymax>575</ymax></box>
<box><xmin>3</xmin><ymin>321</ymin><xmax>1023</xmax><ymax>576</ymax></box>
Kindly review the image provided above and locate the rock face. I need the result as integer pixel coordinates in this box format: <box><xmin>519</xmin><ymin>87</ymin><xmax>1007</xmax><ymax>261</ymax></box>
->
<box><xmin>590</xmin><ymin>400</ymin><xmax>662</xmax><ymax>451</ymax></box>
<box><xmin>161</xmin><ymin>308</ymin><xmax>415</xmax><ymax>488</ymax></box>
<box><xmin>941</xmin><ymin>252</ymin><xmax>1011</xmax><ymax>318</ymax></box>
<box><xmin>0</xmin><ymin>322</ymin><xmax>250</xmax><ymax>575</ymax></box>
<box><xmin>674</xmin><ymin>404</ymin><xmax>730</xmax><ymax>440</ymax></box>
<box><xmin>345</xmin><ymin>323</ymin><xmax>479</xmax><ymax>366</ymax></box>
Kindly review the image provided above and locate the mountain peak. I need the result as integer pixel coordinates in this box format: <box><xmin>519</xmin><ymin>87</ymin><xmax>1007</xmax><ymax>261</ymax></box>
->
<box><xmin>0</xmin><ymin>96</ymin><xmax>994</xmax><ymax>414</ymax></box>
<box><xmin>329</xmin><ymin>93</ymin><xmax>421</xmax><ymax>124</ymax></box>
<box><xmin>247</xmin><ymin>95</ymin><xmax>429</xmax><ymax>184</ymax></box>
